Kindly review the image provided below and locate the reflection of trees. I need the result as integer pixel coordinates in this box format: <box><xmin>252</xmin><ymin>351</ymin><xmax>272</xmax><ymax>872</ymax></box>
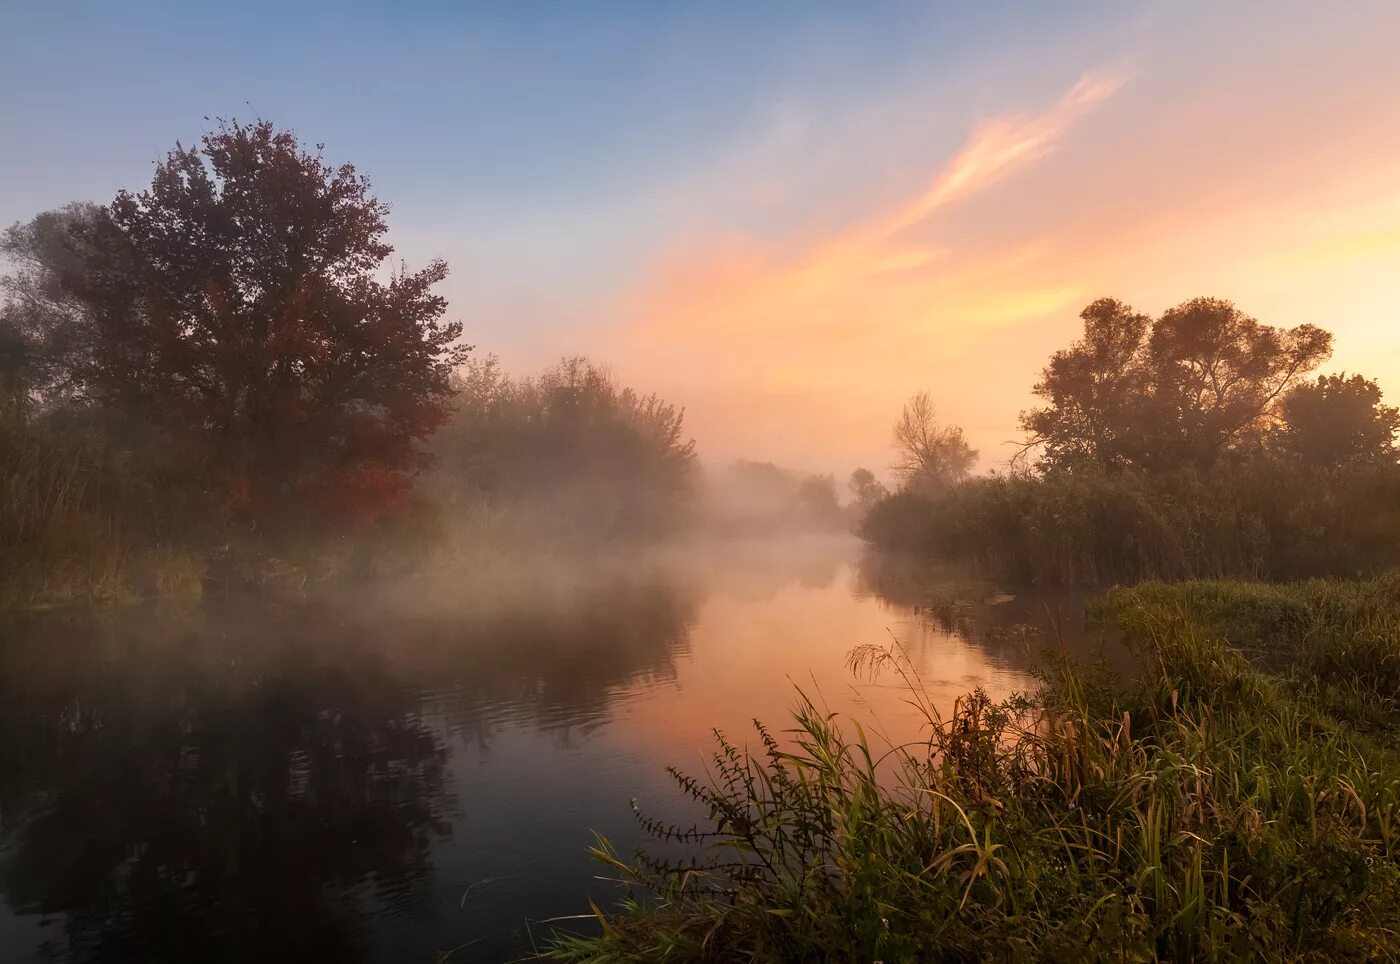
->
<box><xmin>853</xmin><ymin>550</ymin><xmax>1103</xmax><ymax>671</ymax></box>
<box><xmin>678</xmin><ymin>536</ymin><xmax>845</xmax><ymax>603</ymax></box>
<box><xmin>0</xmin><ymin>604</ymin><xmax>450</xmax><ymax>962</ymax></box>
<box><xmin>0</xmin><ymin>573</ymin><xmax>700</xmax><ymax>961</ymax></box>
<box><xmin>384</xmin><ymin>574</ymin><xmax>698</xmax><ymax>736</ymax></box>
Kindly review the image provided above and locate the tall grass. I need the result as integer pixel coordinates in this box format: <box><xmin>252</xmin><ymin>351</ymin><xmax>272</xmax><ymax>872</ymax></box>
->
<box><xmin>550</xmin><ymin>578</ymin><xmax>1400</xmax><ymax>961</ymax></box>
<box><xmin>0</xmin><ymin>419</ymin><xmax>202</xmax><ymax>605</ymax></box>
<box><xmin>861</xmin><ymin>461</ymin><xmax>1400</xmax><ymax>585</ymax></box>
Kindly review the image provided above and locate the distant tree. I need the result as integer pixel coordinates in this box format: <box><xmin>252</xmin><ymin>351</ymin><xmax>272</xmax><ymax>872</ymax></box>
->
<box><xmin>0</xmin><ymin>122</ymin><xmax>468</xmax><ymax>522</ymax></box>
<box><xmin>891</xmin><ymin>392</ymin><xmax>976</xmax><ymax>493</ymax></box>
<box><xmin>1022</xmin><ymin>297</ymin><xmax>1332</xmax><ymax>471</ymax></box>
<box><xmin>1275</xmin><ymin>373</ymin><xmax>1400</xmax><ymax>466</ymax></box>
<box><xmin>796</xmin><ymin>473</ymin><xmax>842</xmax><ymax>527</ymax></box>
<box><xmin>848</xmin><ymin>467</ymin><xmax>888</xmax><ymax>512</ymax></box>
<box><xmin>434</xmin><ymin>356</ymin><xmax>698</xmax><ymax>538</ymax></box>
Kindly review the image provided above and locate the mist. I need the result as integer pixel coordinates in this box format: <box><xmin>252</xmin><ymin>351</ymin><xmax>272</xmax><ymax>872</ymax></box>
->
<box><xmin>5</xmin><ymin>5</ymin><xmax>1400</xmax><ymax>958</ymax></box>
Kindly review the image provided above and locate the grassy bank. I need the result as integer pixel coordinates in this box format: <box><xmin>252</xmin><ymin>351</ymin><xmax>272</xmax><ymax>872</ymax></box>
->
<box><xmin>860</xmin><ymin>462</ymin><xmax>1400</xmax><ymax>585</ymax></box>
<box><xmin>0</xmin><ymin>418</ymin><xmax>208</xmax><ymax>606</ymax></box>
<box><xmin>550</xmin><ymin>577</ymin><xmax>1400</xmax><ymax>961</ymax></box>
<box><xmin>0</xmin><ymin>417</ymin><xmax>446</xmax><ymax>609</ymax></box>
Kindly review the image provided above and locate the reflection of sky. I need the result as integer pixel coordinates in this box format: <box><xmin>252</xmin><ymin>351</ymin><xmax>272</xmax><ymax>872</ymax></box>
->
<box><xmin>411</xmin><ymin>546</ymin><xmax>1062</xmax><ymax>957</ymax></box>
<box><xmin>0</xmin><ymin>539</ymin><xmax>1088</xmax><ymax>960</ymax></box>
<box><xmin>5</xmin><ymin>2</ymin><xmax>1400</xmax><ymax>477</ymax></box>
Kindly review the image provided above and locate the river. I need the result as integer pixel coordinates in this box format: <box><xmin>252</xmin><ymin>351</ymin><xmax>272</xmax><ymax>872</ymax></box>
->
<box><xmin>0</xmin><ymin>536</ymin><xmax>1102</xmax><ymax>962</ymax></box>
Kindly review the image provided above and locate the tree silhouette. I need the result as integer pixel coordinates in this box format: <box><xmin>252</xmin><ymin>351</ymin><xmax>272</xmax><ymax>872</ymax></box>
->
<box><xmin>847</xmin><ymin>468</ymin><xmax>888</xmax><ymax>514</ymax></box>
<box><xmin>891</xmin><ymin>393</ymin><xmax>976</xmax><ymax>493</ymax></box>
<box><xmin>1022</xmin><ymin>297</ymin><xmax>1331</xmax><ymax>471</ymax></box>
<box><xmin>1276</xmin><ymin>373</ymin><xmax>1400</xmax><ymax>466</ymax></box>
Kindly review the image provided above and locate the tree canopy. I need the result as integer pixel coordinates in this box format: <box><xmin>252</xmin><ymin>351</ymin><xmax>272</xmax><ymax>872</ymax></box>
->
<box><xmin>1275</xmin><ymin>373</ymin><xmax>1400</xmax><ymax>466</ymax></box>
<box><xmin>0</xmin><ymin>121</ymin><xmax>468</xmax><ymax>522</ymax></box>
<box><xmin>1021</xmin><ymin>297</ymin><xmax>1332</xmax><ymax>472</ymax></box>
<box><xmin>848</xmin><ymin>467</ymin><xmax>888</xmax><ymax>513</ymax></box>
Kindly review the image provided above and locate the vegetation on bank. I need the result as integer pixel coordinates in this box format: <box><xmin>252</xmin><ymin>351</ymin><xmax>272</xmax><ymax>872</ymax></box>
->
<box><xmin>862</xmin><ymin>458</ymin><xmax>1400</xmax><ymax>585</ymax></box>
<box><xmin>0</xmin><ymin>122</ymin><xmax>701</xmax><ymax>606</ymax></box>
<box><xmin>860</xmin><ymin>297</ymin><xmax>1400</xmax><ymax>585</ymax></box>
<box><xmin>0</xmin><ymin>417</ymin><xmax>206</xmax><ymax>606</ymax></box>
<box><xmin>550</xmin><ymin>576</ymin><xmax>1400</xmax><ymax>962</ymax></box>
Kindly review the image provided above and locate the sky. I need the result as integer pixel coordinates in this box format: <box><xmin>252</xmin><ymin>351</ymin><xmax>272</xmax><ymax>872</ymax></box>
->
<box><xmin>4</xmin><ymin>1</ymin><xmax>1400</xmax><ymax>478</ymax></box>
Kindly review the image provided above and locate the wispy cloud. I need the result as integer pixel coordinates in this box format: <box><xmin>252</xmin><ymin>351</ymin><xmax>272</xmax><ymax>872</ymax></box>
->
<box><xmin>874</xmin><ymin>72</ymin><xmax>1126</xmax><ymax>239</ymax></box>
<box><xmin>603</xmin><ymin>71</ymin><xmax>1126</xmax><ymax>469</ymax></box>
<box><xmin>628</xmin><ymin>70</ymin><xmax>1126</xmax><ymax>343</ymax></box>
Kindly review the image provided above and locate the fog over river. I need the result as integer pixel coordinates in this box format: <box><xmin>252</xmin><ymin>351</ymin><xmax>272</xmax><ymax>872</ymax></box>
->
<box><xmin>0</xmin><ymin>536</ymin><xmax>1104</xmax><ymax>962</ymax></box>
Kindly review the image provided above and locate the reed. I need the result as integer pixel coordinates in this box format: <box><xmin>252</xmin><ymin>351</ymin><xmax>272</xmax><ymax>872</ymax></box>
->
<box><xmin>0</xmin><ymin>419</ymin><xmax>203</xmax><ymax>605</ymax></box>
<box><xmin>861</xmin><ymin>461</ymin><xmax>1400</xmax><ymax>586</ymax></box>
<box><xmin>550</xmin><ymin>578</ymin><xmax>1400</xmax><ymax>961</ymax></box>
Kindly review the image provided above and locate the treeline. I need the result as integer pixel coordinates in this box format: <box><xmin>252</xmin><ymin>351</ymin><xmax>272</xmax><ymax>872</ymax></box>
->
<box><xmin>861</xmin><ymin>297</ymin><xmax>1400</xmax><ymax>583</ymax></box>
<box><xmin>702</xmin><ymin>460</ymin><xmax>848</xmax><ymax>537</ymax></box>
<box><xmin>0</xmin><ymin>121</ymin><xmax>697</xmax><ymax>603</ymax></box>
<box><xmin>429</xmin><ymin>355</ymin><xmax>698</xmax><ymax>547</ymax></box>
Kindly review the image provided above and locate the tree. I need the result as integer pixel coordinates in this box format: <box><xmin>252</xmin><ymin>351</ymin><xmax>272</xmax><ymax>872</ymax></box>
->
<box><xmin>1145</xmin><ymin>297</ymin><xmax>1332</xmax><ymax>466</ymax></box>
<box><xmin>1019</xmin><ymin>298</ymin><xmax>1151</xmax><ymax>471</ymax></box>
<box><xmin>796</xmin><ymin>473</ymin><xmax>843</xmax><ymax>527</ymax></box>
<box><xmin>433</xmin><ymin>356</ymin><xmax>698</xmax><ymax>538</ymax></box>
<box><xmin>891</xmin><ymin>392</ymin><xmax>976</xmax><ymax>493</ymax></box>
<box><xmin>1</xmin><ymin>122</ymin><xmax>468</xmax><ymax>522</ymax></box>
<box><xmin>0</xmin><ymin>203</ymin><xmax>109</xmax><ymax>409</ymax></box>
<box><xmin>1276</xmin><ymin>373</ymin><xmax>1400</xmax><ymax>466</ymax></box>
<box><xmin>1021</xmin><ymin>297</ymin><xmax>1332</xmax><ymax>472</ymax></box>
<box><xmin>848</xmin><ymin>467</ymin><xmax>888</xmax><ymax>513</ymax></box>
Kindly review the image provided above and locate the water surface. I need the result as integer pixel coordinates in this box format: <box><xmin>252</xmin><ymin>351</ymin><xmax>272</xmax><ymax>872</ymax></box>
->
<box><xmin>0</xmin><ymin>537</ymin><xmax>1098</xmax><ymax>962</ymax></box>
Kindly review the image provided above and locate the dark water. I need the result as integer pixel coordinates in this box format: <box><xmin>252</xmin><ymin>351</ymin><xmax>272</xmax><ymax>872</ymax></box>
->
<box><xmin>0</xmin><ymin>537</ymin><xmax>1101</xmax><ymax>962</ymax></box>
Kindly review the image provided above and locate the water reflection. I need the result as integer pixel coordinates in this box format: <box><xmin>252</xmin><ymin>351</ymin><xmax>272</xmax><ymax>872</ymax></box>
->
<box><xmin>0</xmin><ymin>540</ymin><xmax>1100</xmax><ymax>962</ymax></box>
<box><xmin>0</xmin><ymin>603</ymin><xmax>451</xmax><ymax>962</ymax></box>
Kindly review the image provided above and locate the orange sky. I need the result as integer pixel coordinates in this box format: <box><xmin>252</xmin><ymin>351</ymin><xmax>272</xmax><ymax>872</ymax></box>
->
<box><xmin>560</xmin><ymin>4</ymin><xmax>1400</xmax><ymax>479</ymax></box>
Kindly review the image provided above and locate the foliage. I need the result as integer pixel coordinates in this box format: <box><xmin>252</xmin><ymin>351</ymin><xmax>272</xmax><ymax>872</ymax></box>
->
<box><xmin>550</xmin><ymin>578</ymin><xmax>1400</xmax><ymax>962</ymax></box>
<box><xmin>0</xmin><ymin>203</ymin><xmax>108</xmax><ymax>408</ymax></box>
<box><xmin>1022</xmin><ymin>297</ymin><xmax>1333</xmax><ymax>471</ymax></box>
<box><xmin>846</xmin><ymin>467</ymin><xmax>888</xmax><ymax>516</ymax></box>
<box><xmin>1</xmin><ymin>121</ymin><xmax>469</xmax><ymax>525</ymax></box>
<box><xmin>868</xmin><ymin>299</ymin><xmax>1400</xmax><ymax>587</ymax></box>
<box><xmin>1275</xmin><ymin>373</ymin><xmax>1400</xmax><ymax>467</ymax></box>
<box><xmin>891</xmin><ymin>391</ymin><xmax>977</xmax><ymax>493</ymax></box>
<box><xmin>860</xmin><ymin>457</ymin><xmax>1400</xmax><ymax>585</ymax></box>
<box><xmin>430</xmin><ymin>356</ymin><xmax>698</xmax><ymax>543</ymax></box>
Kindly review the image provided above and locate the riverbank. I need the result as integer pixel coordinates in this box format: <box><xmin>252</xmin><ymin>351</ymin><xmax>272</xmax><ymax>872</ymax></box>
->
<box><xmin>859</xmin><ymin>462</ymin><xmax>1400</xmax><ymax>585</ymax></box>
<box><xmin>550</xmin><ymin>576</ymin><xmax>1400</xmax><ymax>961</ymax></box>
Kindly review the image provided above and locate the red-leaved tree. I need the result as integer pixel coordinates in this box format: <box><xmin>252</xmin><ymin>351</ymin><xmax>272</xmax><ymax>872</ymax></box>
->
<box><xmin>21</xmin><ymin>121</ymin><xmax>469</xmax><ymax>523</ymax></box>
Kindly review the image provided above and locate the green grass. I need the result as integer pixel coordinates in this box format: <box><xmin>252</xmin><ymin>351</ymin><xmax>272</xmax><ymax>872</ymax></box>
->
<box><xmin>549</xmin><ymin>578</ymin><xmax>1400</xmax><ymax>962</ymax></box>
